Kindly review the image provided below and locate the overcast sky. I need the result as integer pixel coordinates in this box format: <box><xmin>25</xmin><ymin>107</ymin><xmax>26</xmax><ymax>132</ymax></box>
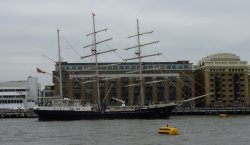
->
<box><xmin>1</xmin><ymin>0</ymin><xmax>250</xmax><ymax>88</ymax></box>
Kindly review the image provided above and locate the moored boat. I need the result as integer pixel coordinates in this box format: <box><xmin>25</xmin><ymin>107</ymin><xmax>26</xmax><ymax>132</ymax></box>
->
<box><xmin>34</xmin><ymin>14</ymin><xmax>177</xmax><ymax>120</ymax></box>
<box><xmin>34</xmin><ymin>98</ymin><xmax>176</xmax><ymax>120</ymax></box>
<box><xmin>34</xmin><ymin>13</ymin><xmax>212</xmax><ymax>121</ymax></box>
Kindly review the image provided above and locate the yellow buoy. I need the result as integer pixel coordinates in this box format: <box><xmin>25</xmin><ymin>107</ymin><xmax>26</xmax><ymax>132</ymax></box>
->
<box><xmin>219</xmin><ymin>113</ymin><xmax>228</xmax><ymax>118</ymax></box>
<box><xmin>158</xmin><ymin>125</ymin><xmax>179</xmax><ymax>135</ymax></box>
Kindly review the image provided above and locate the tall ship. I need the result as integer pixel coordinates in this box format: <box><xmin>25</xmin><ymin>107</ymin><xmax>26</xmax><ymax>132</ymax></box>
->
<box><xmin>34</xmin><ymin>14</ymin><xmax>208</xmax><ymax>120</ymax></box>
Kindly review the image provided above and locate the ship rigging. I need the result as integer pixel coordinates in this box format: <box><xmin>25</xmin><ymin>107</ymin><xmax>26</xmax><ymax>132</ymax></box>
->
<box><xmin>33</xmin><ymin>13</ymin><xmax>210</xmax><ymax>121</ymax></box>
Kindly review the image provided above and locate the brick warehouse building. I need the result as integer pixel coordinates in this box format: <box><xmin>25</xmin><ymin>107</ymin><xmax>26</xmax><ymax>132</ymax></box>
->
<box><xmin>51</xmin><ymin>53</ymin><xmax>250</xmax><ymax>108</ymax></box>
<box><xmin>194</xmin><ymin>53</ymin><xmax>249</xmax><ymax>107</ymax></box>
<box><xmin>52</xmin><ymin>61</ymin><xmax>195</xmax><ymax>106</ymax></box>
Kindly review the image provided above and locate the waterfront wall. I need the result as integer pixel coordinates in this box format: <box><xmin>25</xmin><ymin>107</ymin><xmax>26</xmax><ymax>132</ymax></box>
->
<box><xmin>0</xmin><ymin>109</ymin><xmax>37</xmax><ymax>119</ymax></box>
<box><xmin>172</xmin><ymin>106</ymin><xmax>250</xmax><ymax>115</ymax></box>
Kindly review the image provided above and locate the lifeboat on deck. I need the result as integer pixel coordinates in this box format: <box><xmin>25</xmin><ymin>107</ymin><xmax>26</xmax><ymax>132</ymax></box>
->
<box><xmin>158</xmin><ymin>125</ymin><xmax>179</xmax><ymax>135</ymax></box>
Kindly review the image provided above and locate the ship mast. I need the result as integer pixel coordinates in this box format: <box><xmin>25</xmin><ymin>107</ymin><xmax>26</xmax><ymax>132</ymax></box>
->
<box><xmin>57</xmin><ymin>29</ymin><xmax>63</xmax><ymax>99</ymax></box>
<box><xmin>92</xmin><ymin>13</ymin><xmax>100</xmax><ymax>109</ymax></box>
<box><xmin>81</xmin><ymin>13</ymin><xmax>117</xmax><ymax>111</ymax></box>
<box><xmin>137</xmin><ymin>20</ymin><xmax>143</xmax><ymax>106</ymax></box>
<box><xmin>125</xmin><ymin>19</ymin><xmax>160</xmax><ymax>106</ymax></box>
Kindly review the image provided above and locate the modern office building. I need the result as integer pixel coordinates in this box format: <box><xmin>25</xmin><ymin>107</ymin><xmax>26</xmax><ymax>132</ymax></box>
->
<box><xmin>0</xmin><ymin>77</ymin><xmax>41</xmax><ymax>110</ymax></box>
<box><xmin>52</xmin><ymin>61</ymin><xmax>194</xmax><ymax>106</ymax></box>
<box><xmin>194</xmin><ymin>53</ymin><xmax>249</xmax><ymax>107</ymax></box>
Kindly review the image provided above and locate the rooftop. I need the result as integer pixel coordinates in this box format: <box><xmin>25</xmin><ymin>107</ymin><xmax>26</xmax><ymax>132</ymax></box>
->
<box><xmin>200</xmin><ymin>53</ymin><xmax>240</xmax><ymax>62</ymax></box>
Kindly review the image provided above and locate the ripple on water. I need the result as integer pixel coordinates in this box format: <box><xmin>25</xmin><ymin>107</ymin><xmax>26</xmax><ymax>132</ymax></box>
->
<box><xmin>0</xmin><ymin>116</ymin><xmax>250</xmax><ymax>145</ymax></box>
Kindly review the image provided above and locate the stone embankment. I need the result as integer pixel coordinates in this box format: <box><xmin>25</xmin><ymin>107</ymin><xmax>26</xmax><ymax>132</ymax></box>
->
<box><xmin>172</xmin><ymin>106</ymin><xmax>250</xmax><ymax>115</ymax></box>
<box><xmin>0</xmin><ymin>109</ymin><xmax>37</xmax><ymax>118</ymax></box>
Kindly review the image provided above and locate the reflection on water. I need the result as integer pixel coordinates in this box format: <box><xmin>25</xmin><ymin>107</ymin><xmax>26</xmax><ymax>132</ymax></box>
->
<box><xmin>0</xmin><ymin>115</ymin><xmax>250</xmax><ymax>145</ymax></box>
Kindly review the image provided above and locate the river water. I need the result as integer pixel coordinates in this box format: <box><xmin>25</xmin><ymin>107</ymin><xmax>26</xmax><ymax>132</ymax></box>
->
<box><xmin>0</xmin><ymin>115</ymin><xmax>250</xmax><ymax>145</ymax></box>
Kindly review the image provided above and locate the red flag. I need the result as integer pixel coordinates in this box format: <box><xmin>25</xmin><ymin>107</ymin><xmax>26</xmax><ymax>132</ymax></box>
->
<box><xmin>36</xmin><ymin>68</ymin><xmax>46</xmax><ymax>73</ymax></box>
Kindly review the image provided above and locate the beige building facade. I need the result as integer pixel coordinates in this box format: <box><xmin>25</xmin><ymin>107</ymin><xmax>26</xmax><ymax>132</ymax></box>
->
<box><xmin>194</xmin><ymin>53</ymin><xmax>249</xmax><ymax>107</ymax></box>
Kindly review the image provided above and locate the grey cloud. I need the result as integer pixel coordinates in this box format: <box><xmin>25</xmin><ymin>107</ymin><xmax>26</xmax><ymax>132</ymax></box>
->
<box><xmin>1</xmin><ymin>0</ymin><xmax>250</xmax><ymax>87</ymax></box>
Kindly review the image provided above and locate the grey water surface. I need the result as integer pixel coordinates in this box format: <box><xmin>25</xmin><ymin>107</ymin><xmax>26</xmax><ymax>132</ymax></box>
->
<box><xmin>0</xmin><ymin>115</ymin><xmax>250</xmax><ymax>145</ymax></box>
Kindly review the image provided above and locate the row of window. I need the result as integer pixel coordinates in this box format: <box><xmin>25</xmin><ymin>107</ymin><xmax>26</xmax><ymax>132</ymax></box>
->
<box><xmin>210</xmin><ymin>84</ymin><xmax>244</xmax><ymax>87</ymax></box>
<box><xmin>211</xmin><ymin>94</ymin><xmax>245</xmax><ymax>98</ymax></box>
<box><xmin>0</xmin><ymin>89</ymin><xmax>26</xmax><ymax>92</ymax></box>
<box><xmin>212</xmin><ymin>61</ymin><xmax>245</xmax><ymax>65</ymax></box>
<box><xmin>210</xmin><ymin>73</ymin><xmax>244</xmax><ymax>76</ymax></box>
<box><xmin>210</xmin><ymin>89</ymin><xmax>245</xmax><ymax>93</ymax></box>
<box><xmin>0</xmin><ymin>100</ymin><xmax>23</xmax><ymax>104</ymax></box>
<box><xmin>0</xmin><ymin>95</ymin><xmax>25</xmax><ymax>98</ymax></box>
<box><xmin>62</xmin><ymin>64</ymin><xmax>191</xmax><ymax>71</ymax></box>
<box><xmin>210</xmin><ymin>69</ymin><xmax>225</xmax><ymax>72</ymax></box>
<box><xmin>210</xmin><ymin>100</ymin><xmax>245</xmax><ymax>103</ymax></box>
<box><xmin>210</xmin><ymin>78</ymin><xmax>244</xmax><ymax>82</ymax></box>
<box><xmin>209</xmin><ymin>69</ymin><xmax>244</xmax><ymax>72</ymax></box>
<box><xmin>229</xmin><ymin>69</ymin><xmax>244</xmax><ymax>71</ymax></box>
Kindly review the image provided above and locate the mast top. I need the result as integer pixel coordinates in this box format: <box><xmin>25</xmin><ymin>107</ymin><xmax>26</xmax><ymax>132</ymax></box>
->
<box><xmin>57</xmin><ymin>29</ymin><xmax>63</xmax><ymax>99</ymax></box>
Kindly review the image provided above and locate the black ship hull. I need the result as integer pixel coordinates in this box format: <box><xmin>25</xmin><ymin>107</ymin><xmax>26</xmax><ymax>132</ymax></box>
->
<box><xmin>34</xmin><ymin>105</ymin><xmax>176</xmax><ymax>121</ymax></box>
